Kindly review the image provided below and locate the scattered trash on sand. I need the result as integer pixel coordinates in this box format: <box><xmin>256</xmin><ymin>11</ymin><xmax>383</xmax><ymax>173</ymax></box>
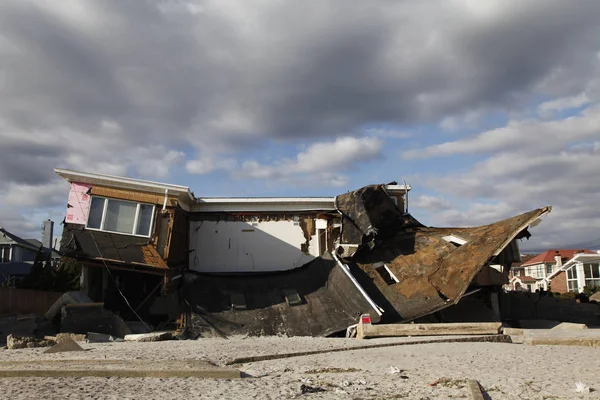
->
<box><xmin>575</xmin><ymin>382</ymin><xmax>591</xmax><ymax>393</ymax></box>
<box><xmin>300</xmin><ymin>384</ymin><xmax>326</xmax><ymax>394</ymax></box>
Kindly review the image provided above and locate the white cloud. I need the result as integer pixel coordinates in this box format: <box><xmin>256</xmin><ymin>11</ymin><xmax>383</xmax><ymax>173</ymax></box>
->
<box><xmin>403</xmin><ymin>104</ymin><xmax>600</xmax><ymax>159</ymax></box>
<box><xmin>364</xmin><ymin>128</ymin><xmax>412</xmax><ymax>139</ymax></box>
<box><xmin>408</xmin><ymin>104</ymin><xmax>600</xmax><ymax>249</ymax></box>
<box><xmin>237</xmin><ymin>137</ymin><xmax>382</xmax><ymax>182</ymax></box>
<box><xmin>412</xmin><ymin>195</ymin><xmax>453</xmax><ymax>212</ymax></box>
<box><xmin>537</xmin><ymin>93</ymin><xmax>591</xmax><ymax>116</ymax></box>
<box><xmin>186</xmin><ymin>156</ymin><xmax>237</xmax><ymax>175</ymax></box>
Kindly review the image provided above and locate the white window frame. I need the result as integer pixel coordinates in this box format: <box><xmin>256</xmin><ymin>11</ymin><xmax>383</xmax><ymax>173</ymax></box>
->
<box><xmin>86</xmin><ymin>196</ymin><xmax>156</xmax><ymax>238</ymax></box>
<box><xmin>567</xmin><ymin>266</ymin><xmax>579</xmax><ymax>292</ymax></box>
<box><xmin>0</xmin><ymin>245</ymin><xmax>11</xmax><ymax>263</ymax></box>
<box><xmin>442</xmin><ymin>235</ymin><xmax>468</xmax><ymax>247</ymax></box>
<box><xmin>584</xmin><ymin>263</ymin><xmax>600</xmax><ymax>289</ymax></box>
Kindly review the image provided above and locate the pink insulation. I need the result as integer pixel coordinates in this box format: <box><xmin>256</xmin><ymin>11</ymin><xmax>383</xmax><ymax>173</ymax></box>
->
<box><xmin>65</xmin><ymin>182</ymin><xmax>92</xmax><ymax>225</ymax></box>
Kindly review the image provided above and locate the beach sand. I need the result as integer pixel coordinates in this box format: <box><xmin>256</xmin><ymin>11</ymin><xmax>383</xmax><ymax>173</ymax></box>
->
<box><xmin>0</xmin><ymin>336</ymin><xmax>598</xmax><ymax>399</ymax></box>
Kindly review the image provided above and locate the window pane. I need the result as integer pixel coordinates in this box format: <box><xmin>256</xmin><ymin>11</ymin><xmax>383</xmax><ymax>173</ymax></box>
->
<box><xmin>135</xmin><ymin>204</ymin><xmax>154</xmax><ymax>236</ymax></box>
<box><xmin>88</xmin><ymin>197</ymin><xmax>105</xmax><ymax>229</ymax></box>
<box><xmin>104</xmin><ymin>200</ymin><xmax>137</xmax><ymax>234</ymax></box>
<box><xmin>0</xmin><ymin>245</ymin><xmax>10</xmax><ymax>263</ymax></box>
<box><xmin>546</xmin><ymin>265</ymin><xmax>552</xmax><ymax>274</ymax></box>
<box><xmin>584</xmin><ymin>264</ymin><xmax>592</xmax><ymax>279</ymax></box>
<box><xmin>568</xmin><ymin>280</ymin><xmax>578</xmax><ymax>291</ymax></box>
<box><xmin>587</xmin><ymin>279</ymin><xmax>600</xmax><ymax>288</ymax></box>
<box><xmin>593</xmin><ymin>264</ymin><xmax>600</xmax><ymax>279</ymax></box>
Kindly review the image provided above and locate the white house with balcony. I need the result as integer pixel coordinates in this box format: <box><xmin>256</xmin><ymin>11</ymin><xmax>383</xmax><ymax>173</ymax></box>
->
<box><xmin>545</xmin><ymin>252</ymin><xmax>600</xmax><ymax>293</ymax></box>
<box><xmin>518</xmin><ymin>249</ymin><xmax>595</xmax><ymax>292</ymax></box>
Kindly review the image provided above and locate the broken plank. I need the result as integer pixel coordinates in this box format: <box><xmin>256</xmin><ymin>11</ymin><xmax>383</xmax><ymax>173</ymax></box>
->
<box><xmin>467</xmin><ymin>380</ymin><xmax>485</xmax><ymax>400</ymax></box>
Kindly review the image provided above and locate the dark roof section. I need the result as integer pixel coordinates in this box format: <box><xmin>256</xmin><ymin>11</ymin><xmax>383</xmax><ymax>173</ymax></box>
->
<box><xmin>60</xmin><ymin>223</ymin><xmax>167</xmax><ymax>269</ymax></box>
<box><xmin>24</xmin><ymin>239</ymin><xmax>61</xmax><ymax>259</ymax></box>
<box><xmin>335</xmin><ymin>184</ymin><xmax>422</xmax><ymax>246</ymax></box>
<box><xmin>338</xmin><ymin>184</ymin><xmax>551</xmax><ymax>322</ymax></box>
<box><xmin>182</xmin><ymin>254</ymin><xmax>380</xmax><ymax>337</ymax></box>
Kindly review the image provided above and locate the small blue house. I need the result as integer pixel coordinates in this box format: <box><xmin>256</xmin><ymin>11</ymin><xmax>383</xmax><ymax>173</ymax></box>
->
<box><xmin>0</xmin><ymin>220</ymin><xmax>60</xmax><ymax>287</ymax></box>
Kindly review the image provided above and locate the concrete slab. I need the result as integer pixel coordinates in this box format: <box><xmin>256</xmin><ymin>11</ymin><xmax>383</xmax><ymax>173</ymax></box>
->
<box><xmin>522</xmin><ymin>329</ymin><xmax>600</xmax><ymax>347</ymax></box>
<box><xmin>124</xmin><ymin>331</ymin><xmax>173</xmax><ymax>342</ymax></box>
<box><xmin>228</xmin><ymin>334</ymin><xmax>512</xmax><ymax>364</ymax></box>
<box><xmin>0</xmin><ymin>359</ymin><xmax>240</xmax><ymax>379</ymax></box>
<box><xmin>551</xmin><ymin>322</ymin><xmax>588</xmax><ymax>330</ymax></box>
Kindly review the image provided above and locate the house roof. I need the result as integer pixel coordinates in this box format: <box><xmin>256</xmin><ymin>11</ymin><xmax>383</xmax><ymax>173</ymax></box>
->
<box><xmin>521</xmin><ymin>249</ymin><xmax>595</xmax><ymax>266</ymax></box>
<box><xmin>518</xmin><ymin>275</ymin><xmax>537</xmax><ymax>283</ymax></box>
<box><xmin>0</xmin><ymin>227</ymin><xmax>40</xmax><ymax>251</ymax></box>
<box><xmin>24</xmin><ymin>239</ymin><xmax>61</xmax><ymax>259</ymax></box>
<box><xmin>512</xmin><ymin>254</ymin><xmax>537</xmax><ymax>267</ymax></box>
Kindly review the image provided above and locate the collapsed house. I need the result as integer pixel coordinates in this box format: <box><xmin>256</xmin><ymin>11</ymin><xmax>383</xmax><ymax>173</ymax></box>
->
<box><xmin>55</xmin><ymin>168</ymin><xmax>550</xmax><ymax>336</ymax></box>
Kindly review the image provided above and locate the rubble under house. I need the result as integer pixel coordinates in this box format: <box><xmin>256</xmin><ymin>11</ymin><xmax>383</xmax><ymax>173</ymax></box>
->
<box><xmin>54</xmin><ymin>168</ymin><xmax>551</xmax><ymax>336</ymax></box>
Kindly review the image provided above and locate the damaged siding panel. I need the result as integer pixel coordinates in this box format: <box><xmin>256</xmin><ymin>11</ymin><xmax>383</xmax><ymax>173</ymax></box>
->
<box><xmin>166</xmin><ymin>207</ymin><xmax>189</xmax><ymax>267</ymax></box>
<box><xmin>91</xmin><ymin>185</ymin><xmax>179</xmax><ymax>207</ymax></box>
<box><xmin>65</xmin><ymin>182</ymin><xmax>93</xmax><ymax>225</ymax></box>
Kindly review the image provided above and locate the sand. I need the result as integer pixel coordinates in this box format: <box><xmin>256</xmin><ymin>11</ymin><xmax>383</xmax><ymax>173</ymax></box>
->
<box><xmin>1</xmin><ymin>336</ymin><xmax>599</xmax><ymax>399</ymax></box>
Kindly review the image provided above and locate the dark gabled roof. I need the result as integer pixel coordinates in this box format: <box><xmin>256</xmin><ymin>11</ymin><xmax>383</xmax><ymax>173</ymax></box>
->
<box><xmin>24</xmin><ymin>239</ymin><xmax>61</xmax><ymax>259</ymax></box>
<box><xmin>0</xmin><ymin>227</ymin><xmax>39</xmax><ymax>250</ymax></box>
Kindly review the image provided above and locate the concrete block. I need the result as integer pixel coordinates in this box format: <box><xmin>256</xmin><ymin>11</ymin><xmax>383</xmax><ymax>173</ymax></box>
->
<box><xmin>523</xmin><ymin>330</ymin><xmax>600</xmax><ymax>347</ymax></box>
<box><xmin>124</xmin><ymin>331</ymin><xmax>174</xmax><ymax>342</ymax></box>
<box><xmin>502</xmin><ymin>327</ymin><xmax>523</xmax><ymax>336</ymax></box>
<box><xmin>551</xmin><ymin>322</ymin><xmax>588</xmax><ymax>330</ymax></box>
<box><xmin>56</xmin><ymin>333</ymin><xmax>87</xmax><ymax>342</ymax></box>
<box><xmin>6</xmin><ymin>334</ymin><xmax>55</xmax><ymax>350</ymax></box>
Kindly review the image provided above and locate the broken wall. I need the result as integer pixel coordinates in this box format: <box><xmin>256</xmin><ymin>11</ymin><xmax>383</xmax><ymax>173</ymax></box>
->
<box><xmin>189</xmin><ymin>214</ymin><xmax>327</xmax><ymax>273</ymax></box>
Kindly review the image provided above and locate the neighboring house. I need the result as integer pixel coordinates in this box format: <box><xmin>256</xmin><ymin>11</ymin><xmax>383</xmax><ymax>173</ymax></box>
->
<box><xmin>516</xmin><ymin>249</ymin><xmax>596</xmax><ymax>292</ymax></box>
<box><xmin>545</xmin><ymin>252</ymin><xmax>600</xmax><ymax>293</ymax></box>
<box><xmin>506</xmin><ymin>254</ymin><xmax>536</xmax><ymax>292</ymax></box>
<box><xmin>510</xmin><ymin>275</ymin><xmax>537</xmax><ymax>292</ymax></box>
<box><xmin>0</xmin><ymin>220</ymin><xmax>60</xmax><ymax>287</ymax></box>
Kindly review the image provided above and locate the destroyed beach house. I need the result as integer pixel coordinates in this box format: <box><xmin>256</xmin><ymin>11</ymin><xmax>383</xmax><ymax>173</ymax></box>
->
<box><xmin>54</xmin><ymin>168</ymin><xmax>551</xmax><ymax>336</ymax></box>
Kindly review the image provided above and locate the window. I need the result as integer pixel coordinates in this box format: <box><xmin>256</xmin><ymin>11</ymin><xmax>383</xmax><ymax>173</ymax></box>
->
<box><xmin>0</xmin><ymin>245</ymin><xmax>10</xmax><ymax>263</ymax></box>
<box><xmin>373</xmin><ymin>262</ymin><xmax>400</xmax><ymax>285</ymax></box>
<box><xmin>442</xmin><ymin>235</ymin><xmax>468</xmax><ymax>247</ymax></box>
<box><xmin>529</xmin><ymin>265</ymin><xmax>544</xmax><ymax>279</ymax></box>
<box><xmin>584</xmin><ymin>263</ymin><xmax>600</xmax><ymax>289</ymax></box>
<box><xmin>546</xmin><ymin>264</ymin><xmax>553</xmax><ymax>274</ymax></box>
<box><xmin>567</xmin><ymin>267</ymin><xmax>579</xmax><ymax>292</ymax></box>
<box><xmin>87</xmin><ymin>197</ymin><xmax>155</xmax><ymax>237</ymax></box>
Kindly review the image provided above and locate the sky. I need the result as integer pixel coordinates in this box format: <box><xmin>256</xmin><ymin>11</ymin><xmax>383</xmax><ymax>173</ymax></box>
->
<box><xmin>0</xmin><ymin>0</ymin><xmax>599</xmax><ymax>252</ymax></box>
